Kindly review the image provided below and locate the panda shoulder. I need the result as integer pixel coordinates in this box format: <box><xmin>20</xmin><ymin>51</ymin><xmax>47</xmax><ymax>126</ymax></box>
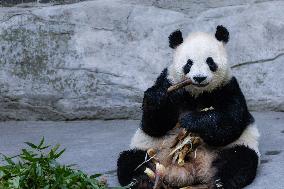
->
<box><xmin>154</xmin><ymin>68</ymin><xmax>173</xmax><ymax>87</ymax></box>
<box><xmin>222</xmin><ymin>76</ymin><xmax>243</xmax><ymax>94</ymax></box>
<box><xmin>156</xmin><ymin>68</ymin><xmax>169</xmax><ymax>82</ymax></box>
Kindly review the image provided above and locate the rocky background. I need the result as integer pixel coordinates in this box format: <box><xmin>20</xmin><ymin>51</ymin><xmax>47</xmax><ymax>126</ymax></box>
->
<box><xmin>0</xmin><ymin>0</ymin><xmax>283</xmax><ymax>120</ymax></box>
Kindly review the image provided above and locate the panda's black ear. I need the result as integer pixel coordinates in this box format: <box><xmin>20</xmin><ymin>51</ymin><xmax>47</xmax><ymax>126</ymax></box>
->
<box><xmin>215</xmin><ymin>25</ymin><xmax>229</xmax><ymax>43</ymax></box>
<box><xmin>169</xmin><ymin>30</ymin><xmax>183</xmax><ymax>49</ymax></box>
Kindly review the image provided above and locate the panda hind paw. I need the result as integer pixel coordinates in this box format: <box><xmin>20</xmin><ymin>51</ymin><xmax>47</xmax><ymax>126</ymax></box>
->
<box><xmin>132</xmin><ymin>174</ymin><xmax>154</xmax><ymax>189</ymax></box>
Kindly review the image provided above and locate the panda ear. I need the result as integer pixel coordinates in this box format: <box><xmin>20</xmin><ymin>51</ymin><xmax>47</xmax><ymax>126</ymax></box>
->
<box><xmin>169</xmin><ymin>30</ymin><xmax>183</xmax><ymax>49</ymax></box>
<box><xmin>215</xmin><ymin>25</ymin><xmax>229</xmax><ymax>43</ymax></box>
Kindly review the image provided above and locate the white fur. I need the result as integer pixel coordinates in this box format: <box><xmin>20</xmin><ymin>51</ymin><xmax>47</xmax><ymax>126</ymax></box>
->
<box><xmin>167</xmin><ymin>32</ymin><xmax>232</xmax><ymax>97</ymax></box>
<box><xmin>130</xmin><ymin>128</ymin><xmax>179</xmax><ymax>150</ymax></box>
<box><xmin>130</xmin><ymin>122</ymin><xmax>260</xmax><ymax>156</ymax></box>
<box><xmin>224</xmin><ymin>122</ymin><xmax>260</xmax><ymax>157</ymax></box>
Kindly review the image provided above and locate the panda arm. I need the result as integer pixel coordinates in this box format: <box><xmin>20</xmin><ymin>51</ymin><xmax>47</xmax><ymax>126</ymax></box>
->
<box><xmin>180</xmin><ymin>77</ymin><xmax>252</xmax><ymax>146</ymax></box>
<box><xmin>141</xmin><ymin>68</ymin><xmax>184</xmax><ymax>137</ymax></box>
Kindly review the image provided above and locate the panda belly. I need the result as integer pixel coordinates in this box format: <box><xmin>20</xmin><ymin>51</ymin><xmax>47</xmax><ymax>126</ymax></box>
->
<box><xmin>130</xmin><ymin>123</ymin><xmax>260</xmax><ymax>188</ymax></box>
<box><xmin>130</xmin><ymin>127</ymin><xmax>217</xmax><ymax>187</ymax></box>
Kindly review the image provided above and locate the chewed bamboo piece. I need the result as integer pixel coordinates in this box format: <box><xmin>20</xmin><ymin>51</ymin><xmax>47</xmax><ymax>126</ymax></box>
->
<box><xmin>144</xmin><ymin>168</ymin><xmax>155</xmax><ymax>180</ymax></box>
<box><xmin>142</xmin><ymin>149</ymin><xmax>166</xmax><ymax>189</ymax></box>
<box><xmin>167</xmin><ymin>78</ymin><xmax>192</xmax><ymax>93</ymax></box>
<box><xmin>170</xmin><ymin>129</ymin><xmax>202</xmax><ymax>166</ymax></box>
<box><xmin>153</xmin><ymin>163</ymin><xmax>166</xmax><ymax>189</ymax></box>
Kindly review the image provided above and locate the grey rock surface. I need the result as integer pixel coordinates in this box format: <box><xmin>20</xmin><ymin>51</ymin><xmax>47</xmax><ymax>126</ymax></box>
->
<box><xmin>1</xmin><ymin>0</ymin><xmax>86</xmax><ymax>7</ymax></box>
<box><xmin>0</xmin><ymin>112</ymin><xmax>283</xmax><ymax>188</ymax></box>
<box><xmin>0</xmin><ymin>0</ymin><xmax>284</xmax><ymax>120</ymax></box>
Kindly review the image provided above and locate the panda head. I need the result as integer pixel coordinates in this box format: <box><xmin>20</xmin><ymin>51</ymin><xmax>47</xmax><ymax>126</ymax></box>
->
<box><xmin>167</xmin><ymin>25</ymin><xmax>232</xmax><ymax>96</ymax></box>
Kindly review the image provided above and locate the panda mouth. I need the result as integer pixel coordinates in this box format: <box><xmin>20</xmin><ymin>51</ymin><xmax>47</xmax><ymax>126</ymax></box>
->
<box><xmin>193</xmin><ymin>83</ymin><xmax>209</xmax><ymax>87</ymax></box>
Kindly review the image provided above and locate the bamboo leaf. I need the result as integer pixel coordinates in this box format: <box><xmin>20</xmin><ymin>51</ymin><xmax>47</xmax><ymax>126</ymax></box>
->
<box><xmin>24</xmin><ymin>142</ymin><xmax>38</xmax><ymax>149</ymax></box>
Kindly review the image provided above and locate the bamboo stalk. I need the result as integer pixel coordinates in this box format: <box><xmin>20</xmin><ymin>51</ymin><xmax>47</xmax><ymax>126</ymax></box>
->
<box><xmin>167</xmin><ymin>79</ymin><xmax>192</xmax><ymax>93</ymax></box>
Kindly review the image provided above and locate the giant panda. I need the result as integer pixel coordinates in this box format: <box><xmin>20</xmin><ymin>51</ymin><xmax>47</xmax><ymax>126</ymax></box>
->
<box><xmin>117</xmin><ymin>26</ymin><xmax>260</xmax><ymax>189</ymax></box>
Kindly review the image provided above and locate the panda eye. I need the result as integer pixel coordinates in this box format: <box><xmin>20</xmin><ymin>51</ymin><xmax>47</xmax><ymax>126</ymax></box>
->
<box><xmin>183</xmin><ymin>59</ymin><xmax>193</xmax><ymax>74</ymax></box>
<box><xmin>206</xmin><ymin>57</ymin><xmax>218</xmax><ymax>72</ymax></box>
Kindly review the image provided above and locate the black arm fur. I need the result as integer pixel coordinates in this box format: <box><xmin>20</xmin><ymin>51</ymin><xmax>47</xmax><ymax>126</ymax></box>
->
<box><xmin>180</xmin><ymin>77</ymin><xmax>253</xmax><ymax>146</ymax></box>
<box><xmin>141</xmin><ymin>68</ymin><xmax>185</xmax><ymax>137</ymax></box>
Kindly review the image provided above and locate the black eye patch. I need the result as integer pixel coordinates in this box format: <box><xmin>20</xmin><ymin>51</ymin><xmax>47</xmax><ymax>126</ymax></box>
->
<box><xmin>183</xmin><ymin>59</ymin><xmax>193</xmax><ymax>74</ymax></box>
<box><xmin>206</xmin><ymin>57</ymin><xmax>218</xmax><ymax>72</ymax></box>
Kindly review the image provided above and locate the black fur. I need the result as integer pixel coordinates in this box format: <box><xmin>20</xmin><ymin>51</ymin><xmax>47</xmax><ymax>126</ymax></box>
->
<box><xmin>183</xmin><ymin>59</ymin><xmax>193</xmax><ymax>74</ymax></box>
<box><xmin>141</xmin><ymin>68</ymin><xmax>186</xmax><ymax>137</ymax></box>
<box><xmin>117</xmin><ymin>149</ymin><xmax>155</xmax><ymax>188</ymax></box>
<box><xmin>169</xmin><ymin>30</ymin><xmax>183</xmax><ymax>49</ymax></box>
<box><xmin>179</xmin><ymin>77</ymin><xmax>254</xmax><ymax>146</ymax></box>
<box><xmin>213</xmin><ymin>145</ymin><xmax>258</xmax><ymax>189</ymax></box>
<box><xmin>215</xmin><ymin>25</ymin><xmax>229</xmax><ymax>43</ymax></box>
<box><xmin>206</xmin><ymin>57</ymin><xmax>218</xmax><ymax>72</ymax></box>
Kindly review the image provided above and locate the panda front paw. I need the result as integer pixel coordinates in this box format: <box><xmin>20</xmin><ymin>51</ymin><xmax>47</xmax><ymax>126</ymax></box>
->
<box><xmin>144</xmin><ymin>87</ymin><xmax>168</xmax><ymax>107</ymax></box>
<box><xmin>179</xmin><ymin>113</ymin><xmax>199</xmax><ymax>132</ymax></box>
<box><xmin>144</xmin><ymin>86</ymin><xmax>184</xmax><ymax>108</ymax></box>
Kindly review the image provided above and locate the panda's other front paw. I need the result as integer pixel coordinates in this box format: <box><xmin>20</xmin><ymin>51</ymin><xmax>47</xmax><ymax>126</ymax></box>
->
<box><xmin>179</xmin><ymin>113</ymin><xmax>198</xmax><ymax>132</ymax></box>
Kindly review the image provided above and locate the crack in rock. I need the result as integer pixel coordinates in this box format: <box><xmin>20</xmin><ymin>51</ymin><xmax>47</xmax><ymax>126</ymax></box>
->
<box><xmin>0</xmin><ymin>12</ymin><xmax>30</xmax><ymax>23</ymax></box>
<box><xmin>231</xmin><ymin>52</ymin><xmax>284</xmax><ymax>69</ymax></box>
<box><xmin>54</xmin><ymin>67</ymin><xmax>122</xmax><ymax>78</ymax></box>
<box><xmin>91</xmin><ymin>26</ymin><xmax>114</xmax><ymax>32</ymax></box>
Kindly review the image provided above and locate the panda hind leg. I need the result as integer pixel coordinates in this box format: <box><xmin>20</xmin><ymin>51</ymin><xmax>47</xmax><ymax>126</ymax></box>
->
<box><xmin>117</xmin><ymin>149</ymin><xmax>155</xmax><ymax>189</ymax></box>
<box><xmin>212</xmin><ymin>145</ymin><xmax>258</xmax><ymax>189</ymax></box>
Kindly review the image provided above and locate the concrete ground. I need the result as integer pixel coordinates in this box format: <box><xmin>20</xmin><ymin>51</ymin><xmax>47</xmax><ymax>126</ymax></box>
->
<box><xmin>0</xmin><ymin>112</ymin><xmax>283</xmax><ymax>189</ymax></box>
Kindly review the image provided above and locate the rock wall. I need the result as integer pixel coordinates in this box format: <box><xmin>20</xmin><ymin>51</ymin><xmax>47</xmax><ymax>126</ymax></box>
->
<box><xmin>0</xmin><ymin>0</ymin><xmax>283</xmax><ymax>120</ymax></box>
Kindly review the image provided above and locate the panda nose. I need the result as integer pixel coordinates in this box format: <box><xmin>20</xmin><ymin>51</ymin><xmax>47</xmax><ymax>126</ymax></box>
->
<box><xmin>193</xmin><ymin>76</ymin><xmax>207</xmax><ymax>83</ymax></box>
